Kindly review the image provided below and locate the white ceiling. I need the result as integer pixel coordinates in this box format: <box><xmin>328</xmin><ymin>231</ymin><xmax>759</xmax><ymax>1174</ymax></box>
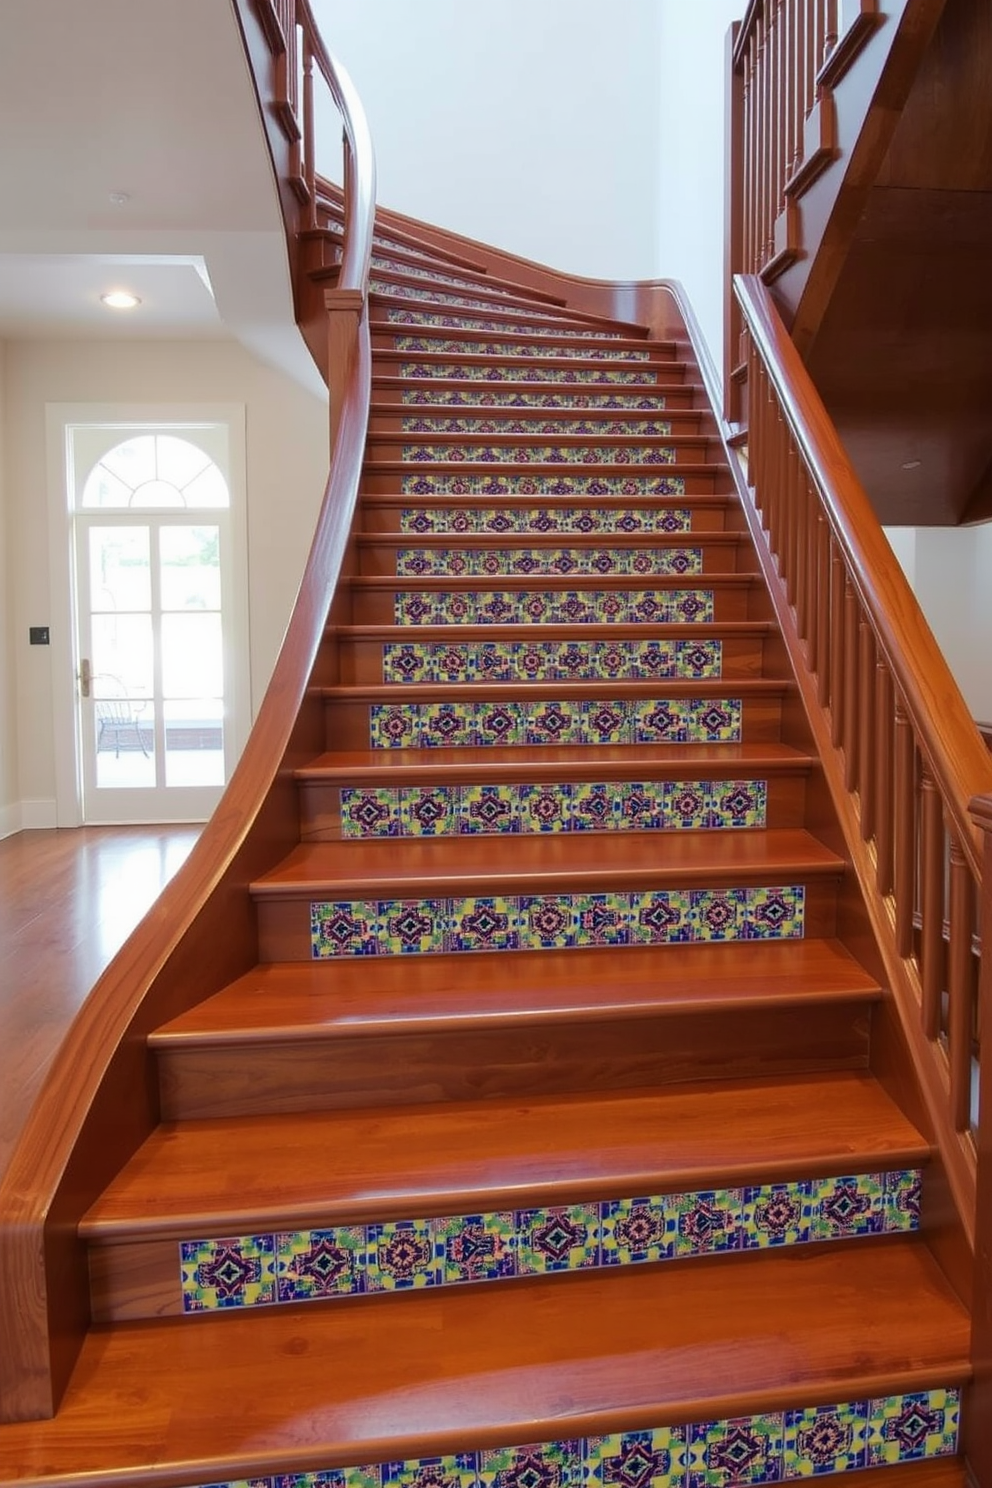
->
<box><xmin>0</xmin><ymin>0</ymin><xmax>324</xmax><ymax>394</ymax></box>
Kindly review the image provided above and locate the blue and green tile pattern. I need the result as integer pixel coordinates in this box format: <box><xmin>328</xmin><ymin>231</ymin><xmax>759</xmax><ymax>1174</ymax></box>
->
<box><xmin>340</xmin><ymin>780</ymin><xmax>767</xmax><ymax>839</ymax></box>
<box><xmin>179</xmin><ymin>1169</ymin><xmax>918</xmax><ymax>1314</ymax></box>
<box><xmin>399</xmin><ymin>443</ymin><xmax>677</xmax><ymax>465</ymax></box>
<box><xmin>400</xmin><ymin>475</ymin><xmax>688</xmax><ymax>497</ymax></box>
<box><xmin>369</xmin><ymin>697</ymin><xmax>743</xmax><ymax>749</ymax></box>
<box><xmin>310</xmin><ymin>885</ymin><xmax>804</xmax><ymax>959</ymax></box>
<box><xmin>393</xmin><ymin>590</ymin><xmax>713</xmax><ymax>626</ymax></box>
<box><xmin>381</xmin><ymin>638</ymin><xmax>722</xmax><ymax>685</ymax></box>
<box><xmin>399</xmin><ymin>508</ymin><xmax>694</xmax><ymax>535</ymax></box>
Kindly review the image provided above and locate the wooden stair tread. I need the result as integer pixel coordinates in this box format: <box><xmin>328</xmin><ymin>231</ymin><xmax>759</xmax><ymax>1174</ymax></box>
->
<box><xmin>152</xmin><ymin>939</ymin><xmax>879</xmax><ymax>1046</ymax></box>
<box><xmin>250</xmin><ymin>827</ymin><xmax>843</xmax><ymax>897</ymax></box>
<box><xmin>81</xmin><ymin>1073</ymin><xmax>926</xmax><ymax>1239</ymax></box>
<box><xmin>332</xmin><ymin>620</ymin><xmax>769</xmax><ymax>641</ymax></box>
<box><xmin>347</xmin><ymin>575</ymin><xmax>759</xmax><ymax>593</ymax></box>
<box><xmin>0</xmin><ymin>1241</ymin><xmax>968</xmax><ymax>1482</ymax></box>
<box><xmin>294</xmin><ymin>740</ymin><xmax>814</xmax><ymax>781</ymax></box>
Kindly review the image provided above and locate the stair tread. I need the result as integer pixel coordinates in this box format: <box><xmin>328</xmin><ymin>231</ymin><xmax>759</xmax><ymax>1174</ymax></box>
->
<box><xmin>251</xmin><ymin>827</ymin><xmax>843</xmax><ymax>897</ymax></box>
<box><xmin>320</xmin><ymin>679</ymin><xmax>790</xmax><ymax>703</ymax></box>
<box><xmin>0</xmin><ymin>1240</ymin><xmax>968</xmax><ymax>1482</ymax></box>
<box><xmin>152</xmin><ymin>938</ymin><xmax>879</xmax><ymax>1047</ymax></box>
<box><xmin>81</xmin><ymin>1072</ymin><xmax>926</xmax><ymax>1239</ymax></box>
<box><xmin>294</xmin><ymin>741</ymin><xmax>814</xmax><ymax>780</ymax></box>
<box><xmin>348</xmin><ymin>575</ymin><xmax>758</xmax><ymax>592</ymax></box>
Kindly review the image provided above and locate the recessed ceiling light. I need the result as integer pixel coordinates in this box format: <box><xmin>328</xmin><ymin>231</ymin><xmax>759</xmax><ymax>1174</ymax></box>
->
<box><xmin>100</xmin><ymin>290</ymin><xmax>141</xmax><ymax>310</ymax></box>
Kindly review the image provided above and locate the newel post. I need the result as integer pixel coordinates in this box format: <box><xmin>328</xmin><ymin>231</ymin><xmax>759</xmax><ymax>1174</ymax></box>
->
<box><xmin>324</xmin><ymin>288</ymin><xmax>364</xmax><ymax>453</ymax></box>
<box><xmin>967</xmin><ymin>792</ymin><xmax>992</xmax><ymax>1485</ymax></box>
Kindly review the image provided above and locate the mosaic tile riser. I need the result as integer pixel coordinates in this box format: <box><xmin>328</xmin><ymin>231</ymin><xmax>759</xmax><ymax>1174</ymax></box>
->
<box><xmin>181</xmin><ymin>1170</ymin><xmax>919</xmax><ymax>1313</ymax></box>
<box><xmin>399</xmin><ymin>477</ymin><xmax>688</xmax><ymax>497</ymax></box>
<box><xmin>310</xmin><ymin>886</ymin><xmax>804</xmax><ymax>959</ymax></box>
<box><xmin>340</xmin><ymin>780</ymin><xmax>768</xmax><ymax>839</ymax></box>
<box><xmin>400</xmin><ymin>417</ymin><xmax>674</xmax><ymax>436</ymax></box>
<box><xmin>381</xmin><ymin>639</ymin><xmax>723</xmax><ymax>686</ymax></box>
<box><xmin>398</xmin><ymin>444</ymin><xmax>678</xmax><ymax>466</ymax></box>
<box><xmin>398</xmin><ymin>510</ymin><xmax>694</xmax><ymax>535</ymax></box>
<box><xmin>399</xmin><ymin>365</ymin><xmax>661</xmax><ymax>385</ymax></box>
<box><xmin>371</xmin><ymin>257</ymin><xmax>517</xmax><ymax>294</ymax></box>
<box><xmin>386</xmin><ymin>309</ymin><xmax>626</xmax><ymax>339</ymax></box>
<box><xmin>399</xmin><ymin>390</ymin><xmax>670</xmax><ymax>408</ymax></box>
<box><xmin>372</xmin><ymin>282</ymin><xmax>559</xmax><ymax>316</ymax></box>
<box><xmin>393</xmin><ymin>333</ymin><xmax>638</xmax><ymax>354</ymax></box>
<box><xmin>369</xmin><ymin>698</ymin><xmax>744</xmax><ymax>750</ymax></box>
<box><xmin>395</xmin><ymin>549</ymin><xmax>703</xmax><ymax>577</ymax></box>
<box><xmin>393</xmin><ymin>590</ymin><xmax>713</xmax><ymax>626</ymax></box>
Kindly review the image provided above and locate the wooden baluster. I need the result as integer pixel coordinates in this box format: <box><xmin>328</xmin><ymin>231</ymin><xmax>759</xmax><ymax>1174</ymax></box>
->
<box><xmin>795</xmin><ymin>466</ymin><xmax>809</xmax><ymax>641</ymax></box>
<box><xmin>858</xmin><ymin>621</ymin><xmax>875</xmax><ymax>840</ymax></box>
<box><xmin>968</xmin><ymin>793</ymin><xmax>992</xmax><ymax>1482</ymax></box>
<box><xmin>786</xmin><ymin>442</ymin><xmax>803</xmax><ymax>608</ymax></box>
<box><xmin>919</xmin><ymin>768</ymin><xmax>945</xmax><ymax>1039</ymax></box>
<box><xmin>947</xmin><ymin>836</ymin><xmax>975</xmax><ymax>1131</ymax></box>
<box><xmin>842</xmin><ymin>579</ymin><xmax>859</xmax><ymax>790</ymax></box>
<box><xmin>804</xmin><ymin>492</ymin><xmax>819</xmax><ymax>666</ymax></box>
<box><xmin>302</xmin><ymin>36</ymin><xmax>317</xmax><ymax>229</ymax></box>
<box><xmin>829</xmin><ymin>547</ymin><xmax>845</xmax><ymax>741</ymax></box>
<box><xmin>874</xmin><ymin>662</ymin><xmax>894</xmax><ymax>895</ymax></box>
<box><xmin>816</xmin><ymin>521</ymin><xmax>831</xmax><ymax>707</ymax></box>
<box><xmin>893</xmin><ymin>702</ymin><xmax>917</xmax><ymax>956</ymax></box>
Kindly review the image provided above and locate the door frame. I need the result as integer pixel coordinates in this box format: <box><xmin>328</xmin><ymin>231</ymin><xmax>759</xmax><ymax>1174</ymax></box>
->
<box><xmin>46</xmin><ymin>402</ymin><xmax>251</xmax><ymax>826</ymax></box>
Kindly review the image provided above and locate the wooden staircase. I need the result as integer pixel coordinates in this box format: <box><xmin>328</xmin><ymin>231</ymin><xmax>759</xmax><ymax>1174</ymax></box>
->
<box><xmin>0</xmin><ymin>209</ymin><xmax>974</xmax><ymax>1486</ymax></box>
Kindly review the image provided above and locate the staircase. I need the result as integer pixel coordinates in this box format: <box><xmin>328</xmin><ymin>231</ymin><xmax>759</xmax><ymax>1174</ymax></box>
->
<box><xmin>0</xmin><ymin>205</ymin><xmax>974</xmax><ymax>1485</ymax></box>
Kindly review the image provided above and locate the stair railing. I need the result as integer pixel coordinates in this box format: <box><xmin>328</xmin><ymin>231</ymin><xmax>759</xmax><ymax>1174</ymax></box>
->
<box><xmin>733</xmin><ymin>273</ymin><xmax>992</xmax><ymax>1235</ymax></box>
<box><xmin>0</xmin><ymin>0</ymin><xmax>375</xmax><ymax>1426</ymax></box>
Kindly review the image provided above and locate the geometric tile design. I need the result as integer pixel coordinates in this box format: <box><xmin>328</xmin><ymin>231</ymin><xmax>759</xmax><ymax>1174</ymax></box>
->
<box><xmin>178</xmin><ymin>1168</ymin><xmax>920</xmax><ymax>1312</ymax></box>
<box><xmin>371</xmin><ymin>257</ymin><xmax>519</xmax><ymax>294</ymax></box>
<box><xmin>393</xmin><ymin>590</ymin><xmax>714</xmax><ymax>625</ymax></box>
<box><xmin>395</xmin><ymin>549</ymin><xmax>703</xmax><ymax>577</ymax></box>
<box><xmin>368</xmin><ymin>698</ymin><xmax>744</xmax><ymax>749</ymax></box>
<box><xmin>399</xmin><ymin>364</ymin><xmax>661</xmax><ymax>385</ymax></box>
<box><xmin>309</xmin><ymin>885</ymin><xmax>805</xmax><ymax>959</ymax></box>
<box><xmin>399</xmin><ymin>417</ymin><xmax>675</xmax><ymax>436</ymax></box>
<box><xmin>198</xmin><ymin>1389</ymin><xmax>960</xmax><ymax>1485</ymax></box>
<box><xmin>393</xmin><ymin>337</ymin><xmax>646</xmax><ymax>360</ymax></box>
<box><xmin>340</xmin><ymin>780</ymin><xmax>768</xmax><ymax>838</ymax></box>
<box><xmin>400</xmin><ymin>476</ymin><xmax>689</xmax><ymax>497</ymax></box>
<box><xmin>372</xmin><ymin>282</ymin><xmax>539</xmax><ymax>314</ymax></box>
<box><xmin>381</xmin><ymin>638</ymin><xmax>723</xmax><ymax>684</ymax></box>
<box><xmin>385</xmin><ymin>308</ymin><xmax>627</xmax><ymax>339</ymax></box>
<box><xmin>400</xmin><ymin>390</ymin><xmax>670</xmax><ymax>409</ymax></box>
<box><xmin>399</xmin><ymin>444</ymin><xmax>677</xmax><ymax>465</ymax></box>
<box><xmin>398</xmin><ymin>510</ymin><xmax>695</xmax><ymax>535</ymax></box>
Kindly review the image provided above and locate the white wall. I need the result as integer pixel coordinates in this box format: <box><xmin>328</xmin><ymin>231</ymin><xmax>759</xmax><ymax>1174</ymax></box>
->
<box><xmin>0</xmin><ymin>340</ymin><xmax>17</xmax><ymax>835</ymax></box>
<box><xmin>2</xmin><ymin>339</ymin><xmax>329</xmax><ymax>830</ymax></box>
<box><xmin>656</xmin><ymin>0</ymin><xmax>747</xmax><ymax>376</ymax></box>
<box><xmin>318</xmin><ymin>0</ymin><xmax>663</xmax><ymax>281</ymax></box>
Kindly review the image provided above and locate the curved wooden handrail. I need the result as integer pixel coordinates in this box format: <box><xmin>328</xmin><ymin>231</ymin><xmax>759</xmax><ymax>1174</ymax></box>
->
<box><xmin>0</xmin><ymin>4</ymin><xmax>375</xmax><ymax>1424</ymax></box>
<box><xmin>736</xmin><ymin>274</ymin><xmax>992</xmax><ymax>878</ymax></box>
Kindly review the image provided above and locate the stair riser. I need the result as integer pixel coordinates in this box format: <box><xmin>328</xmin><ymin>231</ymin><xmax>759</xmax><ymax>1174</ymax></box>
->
<box><xmin>372</xmin><ymin>381</ymin><xmax>701</xmax><ymax>407</ymax></box>
<box><xmin>322</xmin><ymin>691</ymin><xmax>785</xmax><ymax>752</ymax></box>
<box><xmin>358</xmin><ymin>498</ymin><xmax>732</xmax><ymax>534</ymax></box>
<box><xmin>374</xmin><ymin>350</ymin><xmax>689</xmax><ymax>384</ymax></box>
<box><xmin>364</xmin><ymin>438</ymin><xmax>721</xmax><ymax>466</ymax></box>
<box><xmin>347</xmin><ymin>586</ymin><xmax>752</xmax><ymax>628</ymax></box>
<box><xmin>369</xmin><ymin>282</ymin><xmax>635</xmax><ymax>328</ymax></box>
<box><xmin>335</xmin><ymin>635</ymin><xmax>762</xmax><ymax>687</ymax></box>
<box><xmin>373</xmin><ymin>302</ymin><xmax>634</xmax><ymax>340</ymax></box>
<box><xmin>298</xmin><ymin>773</ymin><xmax>805</xmax><ymax>842</ymax></box>
<box><xmin>356</xmin><ymin>539</ymin><xmax>745</xmax><ymax>576</ymax></box>
<box><xmin>362</xmin><ymin>472</ymin><xmax>728</xmax><ymax>499</ymax></box>
<box><xmin>369</xmin><ymin>411</ymin><xmax>713</xmax><ymax>437</ymax></box>
<box><xmin>154</xmin><ymin>999</ymin><xmax>871</xmax><ymax>1127</ymax></box>
<box><xmin>255</xmin><ymin>880</ymin><xmax>835</xmax><ymax>963</ymax></box>
<box><xmin>372</xmin><ymin>330</ymin><xmax>663</xmax><ymax>357</ymax></box>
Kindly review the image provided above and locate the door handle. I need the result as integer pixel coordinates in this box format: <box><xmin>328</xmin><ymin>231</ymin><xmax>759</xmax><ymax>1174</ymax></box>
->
<box><xmin>79</xmin><ymin>657</ymin><xmax>91</xmax><ymax>698</ymax></box>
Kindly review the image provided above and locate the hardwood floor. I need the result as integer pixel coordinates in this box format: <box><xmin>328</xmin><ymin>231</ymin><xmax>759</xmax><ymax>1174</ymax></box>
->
<box><xmin>0</xmin><ymin>825</ymin><xmax>199</xmax><ymax>1181</ymax></box>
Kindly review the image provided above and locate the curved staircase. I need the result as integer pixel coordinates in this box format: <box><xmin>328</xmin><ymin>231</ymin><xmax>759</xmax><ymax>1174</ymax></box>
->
<box><xmin>0</xmin><ymin>203</ymin><xmax>972</xmax><ymax>1487</ymax></box>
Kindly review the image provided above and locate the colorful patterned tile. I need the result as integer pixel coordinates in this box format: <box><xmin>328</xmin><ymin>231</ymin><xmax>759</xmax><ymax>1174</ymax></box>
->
<box><xmin>388</xmin><ymin>312</ymin><xmax>625</xmax><ymax>340</ymax></box>
<box><xmin>686</xmin><ymin>1413</ymin><xmax>784</xmax><ymax>1487</ymax></box>
<box><xmin>516</xmin><ymin>1204</ymin><xmax>601</xmax><ymax>1273</ymax></box>
<box><xmin>180</xmin><ymin>1234</ymin><xmax>276</xmax><ymax>1312</ymax></box>
<box><xmin>383</xmin><ymin>642</ymin><xmax>432</xmax><ymax>684</ymax></box>
<box><xmin>312</xmin><ymin>901</ymin><xmax>382</xmax><ymax>958</ymax></box>
<box><xmin>709</xmin><ymin>780</ymin><xmax>767</xmax><ymax>829</ymax></box>
<box><xmin>400</xmin><ymin>444</ymin><xmax>675</xmax><ymax>466</ymax></box>
<box><xmin>587</xmin><ymin>1428</ymin><xmax>687</xmax><ymax>1488</ymax></box>
<box><xmin>739</xmin><ymin>1182</ymin><xmax>813</xmax><ymax>1250</ymax></box>
<box><xmin>398</xmin><ymin>417</ymin><xmax>675</xmax><ymax>438</ymax></box>
<box><xmin>398</xmin><ymin>363</ymin><xmax>661</xmax><ymax>385</ymax></box>
<box><xmin>524</xmin><ymin>699</ymin><xmax>584</xmax><ymax>746</ymax></box>
<box><xmin>459</xmin><ymin>782</ymin><xmax>520</xmax><ymax>835</ymax></box>
<box><xmin>395</xmin><ymin>592</ymin><xmax>446</xmax><ymax>625</ymax></box>
<box><xmin>519</xmin><ymin>781</ymin><xmax>572</xmax><ymax>832</ymax></box>
<box><xmin>689</xmin><ymin>700</ymin><xmax>743</xmax><ymax>743</ymax></box>
<box><xmin>365</xmin><ymin>1219</ymin><xmax>444</xmax><ymax>1292</ymax></box>
<box><xmin>600</xmin><ymin>1198</ymin><xmax>675</xmax><ymax>1266</ymax></box>
<box><xmin>884</xmin><ymin>1168</ymin><xmax>922</xmax><ymax>1231</ymax></box>
<box><xmin>671</xmin><ymin>1189</ymin><xmax>742</xmax><ymax>1258</ymax></box>
<box><xmin>782</xmin><ymin>1400</ymin><xmax>869</xmax><ymax>1478</ymax></box>
<box><xmin>572</xmin><ymin>893</ymin><xmax>630</xmax><ymax>947</ymax></box>
<box><xmin>400</xmin><ymin>475</ymin><xmax>688</xmax><ymax>497</ymax></box>
<box><xmin>421</xmin><ymin>702</ymin><xmax>480</xmax><ymax>748</ymax></box>
<box><xmin>618</xmin><ymin>782</ymin><xmax>664</xmax><ymax>830</ymax></box>
<box><xmin>745</xmin><ymin>885</ymin><xmax>805</xmax><ymax>940</ymax></box>
<box><xmin>394</xmin><ymin>338</ymin><xmax>649</xmax><ymax>361</ymax></box>
<box><xmin>690</xmin><ymin>888</ymin><xmax>747</xmax><ymax>942</ymax></box>
<box><xmin>631</xmin><ymin>699</ymin><xmax>689</xmax><ymax>745</ymax></box>
<box><xmin>520</xmin><ymin>894</ymin><xmax>576</xmax><ymax>950</ymax></box>
<box><xmin>580</xmin><ymin>700</ymin><xmax>631</xmax><ymax>745</ymax></box>
<box><xmin>378</xmin><ymin>898</ymin><xmax>449</xmax><ymax>955</ymax></box>
<box><xmin>628</xmin><ymin>889</ymin><xmax>692</xmax><ymax>945</ymax></box>
<box><xmin>437</xmin><ymin>1212</ymin><xmax>517</xmax><ymax>1284</ymax></box>
<box><xmin>400</xmin><ymin>785</ymin><xmax>458</xmax><ymax>836</ymax></box>
<box><xmin>447</xmin><ymin>896</ymin><xmax>521</xmax><ymax>953</ymax></box>
<box><xmin>370</xmin><ymin>704</ymin><xmax>422</xmax><ymax>750</ymax></box>
<box><xmin>810</xmin><ymin>1173</ymin><xmax>886</xmax><ymax>1241</ymax></box>
<box><xmin>674</xmin><ymin>640</ymin><xmax>722</xmax><ymax>678</ymax></box>
<box><xmin>662</xmin><ymin>782</ymin><xmax>710</xmax><ymax>830</ymax></box>
<box><xmin>380</xmin><ymin>1455</ymin><xmax>478</xmax><ymax>1488</ymax></box>
<box><xmin>401</xmin><ymin>389</ymin><xmax>669</xmax><ymax>407</ymax></box>
<box><xmin>276</xmin><ymin>1471</ymin><xmax>379</xmax><ymax>1488</ymax></box>
<box><xmin>276</xmin><ymin>1227</ymin><xmax>367</xmax><ymax>1302</ymax></box>
<box><xmin>340</xmin><ymin>787</ymin><xmax>401</xmax><ymax>838</ymax></box>
<box><xmin>571</xmin><ymin>781</ymin><xmax>623</xmax><ymax>831</ymax></box>
<box><xmin>475</xmin><ymin>700</ymin><xmax>524</xmax><ymax>747</ymax></box>
<box><xmin>865</xmin><ymin>1389</ymin><xmax>959</xmax><ymax>1465</ymax></box>
<box><xmin>478</xmin><ymin>1440</ymin><xmax>584</xmax><ymax>1488</ymax></box>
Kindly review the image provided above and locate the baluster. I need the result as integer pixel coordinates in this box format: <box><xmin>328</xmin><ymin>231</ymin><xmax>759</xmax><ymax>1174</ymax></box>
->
<box><xmin>858</xmin><ymin>621</ymin><xmax>875</xmax><ymax>840</ymax></box>
<box><xmin>874</xmin><ymin>662</ymin><xmax>894</xmax><ymax>894</ymax></box>
<box><xmin>947</xmin><ymin>837</ymin><xmax>975</xmax><ymax>1131</ymax></box>
<box><xmin>893</xmin><ymin>702</ymin><xmax>917</xmax><ymax>956</ymax></box>
<box><xmin>816</xmin><ymin>522</ymin><xmax>831</xmax><ymax>707</ymax></box>
<box><xmin>793</xmin><ymin>0</ymin><xmax>807</xmax><ymax>179</ymax></box>
<box><xmin>919</xmin><ymin>768</ymin><xmax>945</xmax><ymax>1039</ymax></box>
<box><xmin>804</xmin><ymin>490</ymin><xmax>819</xmax><ymax>665</ymax></box>
<box><xmin>795</xmin><ymin>463</ymin><xmax>809</xmax><ymax>639</ymax></box>
<box><xmin>842</xmin><ymin>579</ymin><xmax>859</xmax><ymax>789</ymax></box>
<box><xmin>302</xmin><ymin>37</ymin><xmax>317</xmax><ymax>230</ymax></box>
<box><xmin>829</xmin><ymin>548</ymin><xmax>845</xmax><ymax>740</ymax></box>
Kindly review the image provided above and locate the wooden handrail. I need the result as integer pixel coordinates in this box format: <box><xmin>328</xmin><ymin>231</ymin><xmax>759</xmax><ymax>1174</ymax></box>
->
<box><xmin>0</xmin><ymin>0</ymin><xmax>375</xmax><ymax>1424</ymax></box>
